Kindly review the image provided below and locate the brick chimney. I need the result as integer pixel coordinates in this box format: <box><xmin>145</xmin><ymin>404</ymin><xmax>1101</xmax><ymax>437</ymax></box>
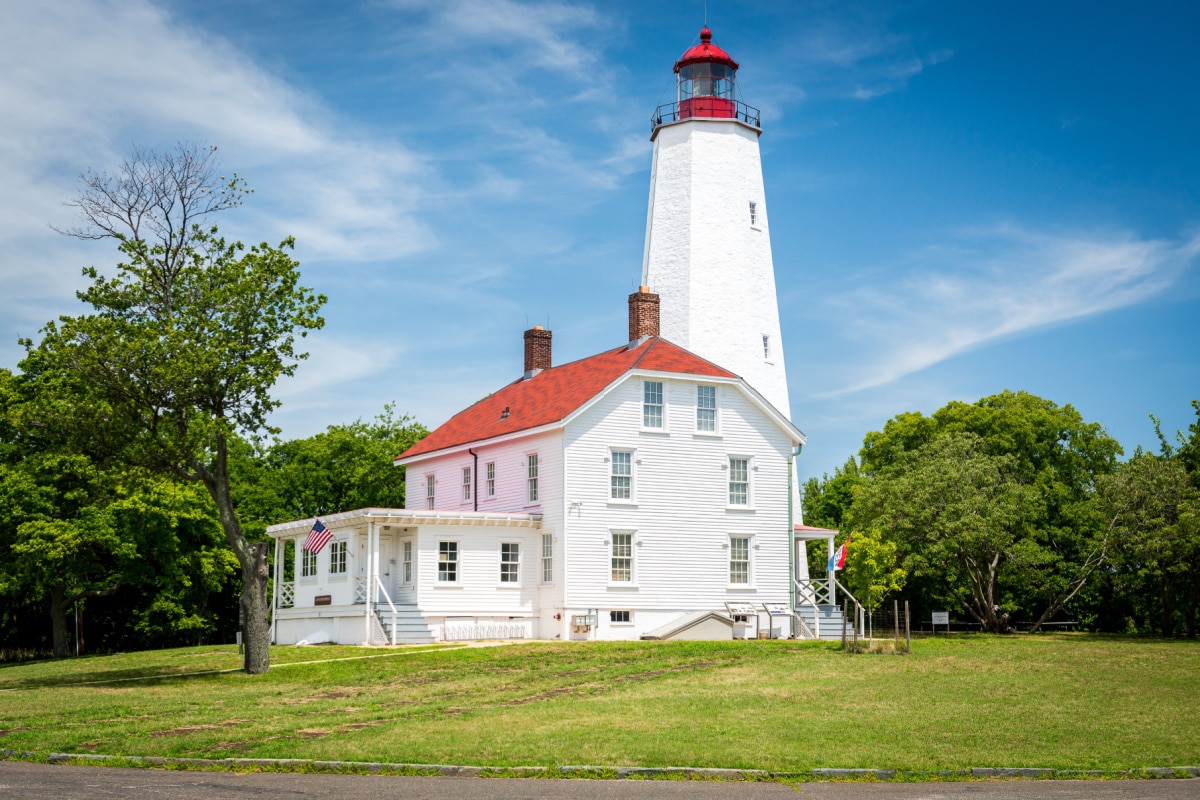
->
<box><xmin>524</xmin><ymin>326</ymin><xmax>552</xmax><ymax>377</ymax></box>
<box><xmin>628</xmin><ymin>285</ymin><xmax>660</xmax><ymax>344</ymax></box>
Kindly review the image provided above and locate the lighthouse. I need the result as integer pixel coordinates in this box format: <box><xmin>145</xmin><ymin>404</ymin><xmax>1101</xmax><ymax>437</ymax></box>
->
<box><xmin>641</xmin><ymin>27</ymin><xmax>791</xmax><ymax>419</ymax></box>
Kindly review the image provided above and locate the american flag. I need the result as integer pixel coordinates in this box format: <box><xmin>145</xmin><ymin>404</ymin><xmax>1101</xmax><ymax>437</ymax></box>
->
<box><xmin>303</xmin><ymin>519</ymin><xmax>333</xmax><ymax>553</ymax></box>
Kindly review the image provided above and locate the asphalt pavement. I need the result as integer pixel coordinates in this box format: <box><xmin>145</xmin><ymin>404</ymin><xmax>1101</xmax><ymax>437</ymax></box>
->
<box><xmin>2</xmin><ymin>762</ymin><xmax>1198</xmax><ymax>799</ymax></box>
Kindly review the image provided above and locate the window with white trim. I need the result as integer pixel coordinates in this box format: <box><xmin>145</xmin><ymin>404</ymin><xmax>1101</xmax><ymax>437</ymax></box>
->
<box><xmin>697</xmin><ymin>385</ymin><xmax>717</xmax><ymax>432</ymax></box>
<box><xmin>486</xmin><ymin>462</ymin><xmax>495</xmax><ymax>497</ymax></box>
<box><xmin>329</xmin><ymin>540</ymin><xmax>347</xmax><ymax>575</ymax></box>
<box><xmin>730</xmin><ymin>536</ymin><xmax>750</xmax><ymax>585</ymax></box>
<box><xmin>611</xmin><ymin>532</ymin><xmax>633</xmax><ymax>583</ymax></box>
<box><xmin>402</xmin><ymin>540</ymin><xmax>413</xmax><ymax>584</ymax></box>
<box><xmin>301</xmin><ymin>547</ymin><xmax>317</xmax><ymax>578</ymax></box>
<box><xmin>462</xmin><ymin>466</ymin><xmax>472</xmax><ymax>502</ymax></box>
<box><xmin>749</xmin><ymin>201</ymin><xmax>758</xmax><ymax>226</ymax></box>
<box><xmin>500</xmin><ymin>542</ymin><xmax>520</xmax><ymax>584</ymax></box>
<box><xmin>762</xmin><ymin>334</ymin><xmax>771</xmax><ymax>360</ymax></box>
<box><xmin>425</xmin><ymin>474</ymin><xmax>435</xmax><ymax>510</ymax></box>
<box><xmin>610</xmin><ymin>610</ymin><xmax>631</xmax><ymax>624</ymax></box>
<box><xmin>438</xmin><ymin>541</ymin><xmax>458</xmax><ymax>582</ymax></box>
<box><xmin>610</xmin><ymin>450</ymin><xmax>633</xmax><ymax>500</ymax></box>
<box><xmin>729</xmin><ymin>457</ymin><xmax>750</xmax><ymax>506</ymax></box>
<box><xmin>541</xmin><ymin>533</ymin><xmax>553</xmax><ymax>583</ymax></box>
<box><xmin>643</xmin><ymin>381</ymin><xmax>663</xmax><ymax>428</ymax></box>
<box><xmin>527</xmin><ymin>454</ymin><xmax>539</xmax><ymax>503</ymax></box>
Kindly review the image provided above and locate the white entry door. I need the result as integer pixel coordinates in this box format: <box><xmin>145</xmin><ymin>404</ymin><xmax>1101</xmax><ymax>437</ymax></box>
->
<box><xmin>397</xmin><ymin>538</ymin><xmax>415</xmax><ymax>602</ymax></box>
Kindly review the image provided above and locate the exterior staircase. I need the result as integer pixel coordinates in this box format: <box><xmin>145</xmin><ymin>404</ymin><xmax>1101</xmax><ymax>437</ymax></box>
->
<box><xmin>794</xmin><ymin>603</ymin><xmax>858</xmax><ymax>641</ymax></box>
<box><xmin>371</xmin><ymin>603</ymin><xmax>436</xmax><ymax>645</ymax></box>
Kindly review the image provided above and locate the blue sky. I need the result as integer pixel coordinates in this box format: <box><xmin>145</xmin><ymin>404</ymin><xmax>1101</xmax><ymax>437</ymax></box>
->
<box><xmin>2</xmin><ymin>0</ymin><xmax>1198</xmax><ymax>483</ymax></box>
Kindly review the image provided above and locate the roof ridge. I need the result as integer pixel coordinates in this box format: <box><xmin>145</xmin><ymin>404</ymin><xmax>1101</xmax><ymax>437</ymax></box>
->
<box><xmin>628</xmin><ymin>336</ymin><xmax>659</xmax><ymax>370</ymax></box>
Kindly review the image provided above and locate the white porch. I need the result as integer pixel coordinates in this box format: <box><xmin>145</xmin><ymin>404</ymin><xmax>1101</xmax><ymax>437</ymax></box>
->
<box><xmin>793</xmin><ymin>524</ymin><xmax>861</xmax><ymax>640</ymax></box>
<box><xmin>266</xmin><ymin>508</ymin><xmax>544</xmax><ymax>646</ymax></box>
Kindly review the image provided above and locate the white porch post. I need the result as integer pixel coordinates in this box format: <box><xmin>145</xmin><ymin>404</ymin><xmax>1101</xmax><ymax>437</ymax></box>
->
<box><xmin>364</xmin><ymin>521</ymin><xmax>376</xmax><ymax>645</ymax></box>
<box><xmin>270</xmin><ymin>536</ymin><xmax>281</xmax><ymax>645</ymax></box>
<box><xmin>827</xmin><ymin>535</ymin><xmax>836</xmax><ymax>604</ymax></box>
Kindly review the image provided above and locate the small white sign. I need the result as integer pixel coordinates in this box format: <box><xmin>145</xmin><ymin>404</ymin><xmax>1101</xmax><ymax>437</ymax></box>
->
<box><xmin>931</xmin><ymin>611</ymin><xmax>950</xmax><ymax>625</ymax></box>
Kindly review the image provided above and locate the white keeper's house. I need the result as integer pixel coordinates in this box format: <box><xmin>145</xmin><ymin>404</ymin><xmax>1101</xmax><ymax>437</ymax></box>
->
<box><xmin>268</xmin><ymin>27</ymin><xmax>851</xmax><ymax>645</ymax></box>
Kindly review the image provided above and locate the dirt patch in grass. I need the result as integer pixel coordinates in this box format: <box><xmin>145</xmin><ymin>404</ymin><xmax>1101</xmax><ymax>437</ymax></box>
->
<box><xmin>150</xmin><ymin>720</ymin><xmax>250</xmax><ymax>737</ymax></box>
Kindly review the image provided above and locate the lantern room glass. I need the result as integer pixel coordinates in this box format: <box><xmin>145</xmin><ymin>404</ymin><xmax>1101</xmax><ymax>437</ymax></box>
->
<box><xmin>678</xmin><ymin>63</ymin><xmax>735</xmax><ymax>102</ymax></box>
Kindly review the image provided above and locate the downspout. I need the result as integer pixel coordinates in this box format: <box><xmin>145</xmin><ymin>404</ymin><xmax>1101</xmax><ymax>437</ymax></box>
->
<box><xmin>788</xmin><ymin>443</ymin><xmax>803</xmax><ymax>616</ymax></box>
<box><xmin>469</xmin><ymin>448</ymin><xmax>479</xmax><ymax>512</ymax></box>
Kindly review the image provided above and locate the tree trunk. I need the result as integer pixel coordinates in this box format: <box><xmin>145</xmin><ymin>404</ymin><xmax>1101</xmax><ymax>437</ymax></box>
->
<box><xmin>50</xmin><ymin>582</ymin><xmax>70</xmax><ymax>658</ymax></box>
<box><xmin>241</xmin><ymin>542</ymin><xmax>271</xmax><ymax>673</ymax></box>
<box><xmin>201</xmin><ymin>435</ymin><xmax>271</xmax><ymax>674</ymax></box>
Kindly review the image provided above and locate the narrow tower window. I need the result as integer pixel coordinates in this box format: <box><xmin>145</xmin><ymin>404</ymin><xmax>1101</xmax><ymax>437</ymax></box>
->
<box><xmin>762</xmin><ymin>334</ymin><xmax>771</xmax><ymax>360</ymax></box>
<box><xmin>749</xmin><ymin>201</ymin><xmax>758</xmax><ymax>226</ymax></box>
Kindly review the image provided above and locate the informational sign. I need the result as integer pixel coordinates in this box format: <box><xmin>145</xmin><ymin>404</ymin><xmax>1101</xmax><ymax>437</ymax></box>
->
<box><xmin>314</xmin><ymin>595</ymin><xmax>332</xmax><ymax>606</ymax></box>
<box><xmin>931</xmin><ymin>611</ymin><xmax>949</xmax><ymax>625</ymax></box>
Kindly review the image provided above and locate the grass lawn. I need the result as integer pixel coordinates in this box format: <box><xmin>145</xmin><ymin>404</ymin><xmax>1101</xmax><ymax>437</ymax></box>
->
<box><xmin>0</xmin><ymin>634</ymin><xmax>1197</xmax><ymax>772</ymax></box>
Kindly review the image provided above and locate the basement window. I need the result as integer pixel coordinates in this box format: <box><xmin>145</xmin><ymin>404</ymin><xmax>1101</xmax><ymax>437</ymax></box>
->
<box><xmin>610</xmin><ymin>610</ymin><xmax>632</xmax><ymax>624</ymax></box>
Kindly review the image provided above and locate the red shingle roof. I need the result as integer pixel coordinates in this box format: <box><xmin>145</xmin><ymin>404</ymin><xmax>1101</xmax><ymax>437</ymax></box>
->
<box><xmin>396</xmin><ymin>337</ymin><xmax>737</xmax><ymax>461</ymax></box>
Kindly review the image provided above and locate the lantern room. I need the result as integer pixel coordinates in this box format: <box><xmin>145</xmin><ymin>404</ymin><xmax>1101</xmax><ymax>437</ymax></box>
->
<box><xmin>675</xmin><ymin>27</ymin><xmax>738</xmax><ymax>119</ymax></box>
<box><xmin>652</xmin><ymin>27</ymin><xmax>760</xmax><ymax>131</ymax></box>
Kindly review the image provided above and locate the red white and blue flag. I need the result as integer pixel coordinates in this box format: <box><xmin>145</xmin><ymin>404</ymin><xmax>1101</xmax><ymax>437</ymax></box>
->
<box><xmin>303</xmin><ymin>519</ymin><xmax>333</xmax><ymax>553</ymax></box>
<box><xmin>826</xmin><ymin>535</ymin><xmax>851</xmax><ymax>572</ymax></box>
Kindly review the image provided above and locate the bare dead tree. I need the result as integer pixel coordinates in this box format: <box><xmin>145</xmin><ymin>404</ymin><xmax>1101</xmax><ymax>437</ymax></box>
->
<box><xmin>54</xmin><ymin>143</ymin><xmax>251</xmax><ymax>310</ymax></box>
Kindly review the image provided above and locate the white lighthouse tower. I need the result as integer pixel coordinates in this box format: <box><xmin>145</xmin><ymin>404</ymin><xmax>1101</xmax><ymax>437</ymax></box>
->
<box><xmin>642</xmin><ymin>27</ymin><xmax>791</xmax><ymax>418</ymax></box>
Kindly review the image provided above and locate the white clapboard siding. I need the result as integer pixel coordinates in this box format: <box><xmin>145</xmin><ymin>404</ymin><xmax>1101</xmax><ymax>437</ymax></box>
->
<box><xmin>562</xmin><ymin>373</ymin><xmax>792</xmax><ymax>621</ymax></box>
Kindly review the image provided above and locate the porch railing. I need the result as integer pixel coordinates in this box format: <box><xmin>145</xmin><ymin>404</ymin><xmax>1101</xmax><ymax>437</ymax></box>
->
<box><xmin>792</xmin><ymin>576</ymin><xmax>864</xmax><ymax>640</ymax></box>
<box><xmin>353</xmin><ymin>576</ymin><xmax>368</xmax><ymax>604</ymax></box>
<box><xmin>373</xmin><ymin>575</ymin><xmax>398</xmax><ymax>647</ymax></box>
<box><xmin>280</xmin><ymin>581</ymin><xmax>295</xmax><ymax>608</ymax></box>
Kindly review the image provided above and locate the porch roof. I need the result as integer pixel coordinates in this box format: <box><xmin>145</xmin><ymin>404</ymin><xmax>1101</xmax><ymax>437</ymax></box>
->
<box><xmin>794</xmin><ymin>524</ymin><xmax>838</xmax><ymax>541</ymax></box>
<box><xmin>266</xmin><ymin>507</ymin><xmax>544</xmax><ymax>538</ymax></box>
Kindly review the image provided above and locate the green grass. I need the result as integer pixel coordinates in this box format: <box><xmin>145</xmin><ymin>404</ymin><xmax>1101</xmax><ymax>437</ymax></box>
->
<box><xmin>0</xmin><ymin>635</ymin><xmax>1197</xmax><ymax>772</ymax></box>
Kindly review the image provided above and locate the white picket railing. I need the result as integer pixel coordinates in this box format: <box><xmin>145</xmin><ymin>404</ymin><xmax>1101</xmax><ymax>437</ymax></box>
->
<box><xmin>373</xmin><ymin>575</ymin><xmax>397</xmax><ymax>646</ymax></box>
<box><xmin>353</xmin><ymin>576</ymin><xmax>368</xmax><ymax>604</ymax></box>
<box><xmin>280</xmin><ymin>582</ymin><xmax>295</xmax><ymax>608</ymax></box>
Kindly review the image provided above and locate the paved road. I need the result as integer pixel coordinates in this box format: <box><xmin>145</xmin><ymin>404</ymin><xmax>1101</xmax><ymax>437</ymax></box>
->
<box><xmin>1</xmin><ymin>762</ymin><xmax>1196</xmax><ymax>799</ymax></box>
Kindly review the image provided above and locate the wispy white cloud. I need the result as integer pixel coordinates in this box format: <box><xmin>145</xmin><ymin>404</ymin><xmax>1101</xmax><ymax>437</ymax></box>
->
<box><xmin>815</xmin><ymin>224</ymin><xmax>1200</xmax><ymax>397</ymax></box>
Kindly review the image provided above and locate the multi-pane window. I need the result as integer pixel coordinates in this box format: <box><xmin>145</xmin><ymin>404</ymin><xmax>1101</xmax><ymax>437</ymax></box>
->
<box><xmin>329</xmin><ymin>540</ymin><xmax>347</xmax><ymax>575</ymax></box>
<box><xmin>425</xmin><ymin>474</ymin><xmax>435</xmax><ymax>509</ymax></box>
<box><xmin>611</xmin><ymin>532</ymin><xmax>632</xmax><ymax>583</ymax></box>
<box><xmin>749</xmin><ymin>201</ymin><xmax>758</xmax><ymax>226</ymax></box>
<box><xmin>730</xmin><ymin>537</ymin><xmax>750</xmax><ymax>584</ymax></box>
<box><xmin>527</xmin><ymin>454</ymin><xmax>539</xmax><ymax>503</ymax></box>
<box><xmin>402</xmin><ymin>540</ymin><xmax>413</xmax><ymax>584</ymax></box>
<box><xmin>500</xmin><ymin>542</ymin><xmax>520</xmax><ymax>583</ymax></box>
<box><xmin>611</xmin><ymin>450</ymin><xmax>633</xmax><ymax>500</ymax></box>
<box><xmin>610</xmin><ymin>610</ymin><xmax>631</xmax><ymax>623</ymax></box>
<box><xmin>486</xmin><ymin>462</ymin><xmax>495</xmax><ymax>497</ymax></box>
<box><xmin>541</xmin><ymin>533</ymin><xmax>553</xmax><ymax>583</ymax></box>
<box><xmin>729</xmin><ymin>458</ymin><xmax>749</xmax><ymax>506</ymax></box>
<box><xmin>462</xmin><ymin>466</ymin><xmax>472</xmax><ymax>502</ymax></box>
<box><xmin>438</xmin><ymin>541</ymin><xmax>458</xmax><ymax>582</ymax></box>
<box><xmin>697</xmin><ymin>385</ymin><xmax>716</xmax><ymax>432</ymax></box>
<box><xmin>643</xmin><ymin>381</ymin><xmax>664</xmax><ymax>428</ymax></box>
<box><xmin>762</xmin><ymin>334</ymin><xmax>771</xmax><ymax>360</ymax></box>
<box><xmin>301</xmin><ymin>547</ymin><xmax>317</xmax><ymax>578</ymax></box>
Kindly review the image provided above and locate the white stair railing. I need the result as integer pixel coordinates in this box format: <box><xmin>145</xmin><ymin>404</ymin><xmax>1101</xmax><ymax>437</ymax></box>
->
<box><xmin>373</xmin><ymin>575</ymin><xmax>398</xmax><ymax>646</ymax></box>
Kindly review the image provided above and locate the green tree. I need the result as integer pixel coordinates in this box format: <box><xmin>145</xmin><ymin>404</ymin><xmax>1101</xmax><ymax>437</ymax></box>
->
<box><xmin>857</xmin><ymin>391</ymin><xmax>1121</xmax><ymax>630</ymax></box>
<box><xmin>800</xmin><ymin>455</ymin><xmax>862</xmax><ymax>577</ymax></box>
<box><xmin>228</xmin><ymin>407</ymin><xmax>428</xmax><ymax>542</ymax></box>
<box><xmin>852</xmin><ymin>433</ymin><xmax>1039</xmax><ymax>632</ymax></box>
<box><xmin>1097</xmin><ymin>451</ymin><xmax>1200</xmax><ymax>636</ymax></box>
<box><xmin>842</xmin><ymin>527</ymin><xmax>906</xmax><ymax>623</ymax></box>
<box><xmin>21</xmin><ymin>145</ymin><xmax>324</xmax><ymax>673</ymax></box>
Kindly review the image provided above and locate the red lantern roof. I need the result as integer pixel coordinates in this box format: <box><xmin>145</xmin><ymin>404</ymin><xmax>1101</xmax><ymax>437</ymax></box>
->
<box><xmin>674</xmin><ymin>26</ymin><xmax>739</xmax><ymax>73</ymax></box>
